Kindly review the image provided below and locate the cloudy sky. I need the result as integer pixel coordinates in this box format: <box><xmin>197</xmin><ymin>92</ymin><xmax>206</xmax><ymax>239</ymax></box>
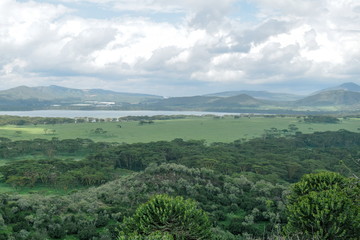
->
<box><xmin>0</xmin><ymin>0</ymin><xmax>359</xmax><ymax>96</ymax></box>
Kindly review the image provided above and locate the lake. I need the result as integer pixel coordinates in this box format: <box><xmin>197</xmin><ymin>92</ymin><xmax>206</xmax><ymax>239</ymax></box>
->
<box><xmin>0</xmin><ymin>110</ymin><xmax>241</xmax><ymax>118</ymax></box>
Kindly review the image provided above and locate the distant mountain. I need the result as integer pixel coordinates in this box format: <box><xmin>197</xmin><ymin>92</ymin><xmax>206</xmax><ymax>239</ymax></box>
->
<box><xmin>0</xmin><ymin>85</ymin><xmax>162</xmax><ymax>104</ymax></box>
<box><xmin>143</xmin><ymin>94</ymin><xmax>267</xmax><ymax>111</ymax></box>
<box><xmin>209</xmin><ymin>94</ymin><xmax>265</xmax><ymax>107</ymax></box>
<box><xmin>144</xmin><ymin>95</ymin><xmax>220</xmax><ymax>110</ymax></box>
<box><xmin>315</xmin><ymin>82</ymin><xmax>360</xmax><ymax>94</ymax></box>
<box><xmin>295</xmin><ymin>90</ymin><xmax>360</xmax><ymax>106</ymax></box>
<box><xmin>339</xmin><ymin>82</ymin><xmax>360</xmax><ymax>91</ymax></box>
<box><xmin>205</xmin><ymin>90</ymin><xmax>304</xmax><ymax>101</ymax></box>
<box><xmin>1</xmin><ymin>83</ymin><xmax>360</xmax><ymax>113</ymax></box>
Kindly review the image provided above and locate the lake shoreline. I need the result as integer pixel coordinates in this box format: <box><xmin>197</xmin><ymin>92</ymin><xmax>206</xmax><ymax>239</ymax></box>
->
<box><xmin>0</xmin><ymin>110</ymin><xmax>245</xmax><ymax>118</ymax></box>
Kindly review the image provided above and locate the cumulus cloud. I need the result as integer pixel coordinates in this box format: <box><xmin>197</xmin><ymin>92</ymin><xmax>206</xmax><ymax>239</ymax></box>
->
<box><xmin>189</xmin><ymin>0</ymin><xmax>360</xmax><ymax>89</ymax></box>
<box><xmin>0</xmin><ymin>0</ymin><xmax>359</xmax><ymax>95</ymax></box>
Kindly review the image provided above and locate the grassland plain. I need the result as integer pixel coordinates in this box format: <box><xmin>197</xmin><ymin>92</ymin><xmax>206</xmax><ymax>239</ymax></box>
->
<box><xmin>0</xmin><ymin>116</ymin><xmax>360</xmax><ymax>143</ymax></box>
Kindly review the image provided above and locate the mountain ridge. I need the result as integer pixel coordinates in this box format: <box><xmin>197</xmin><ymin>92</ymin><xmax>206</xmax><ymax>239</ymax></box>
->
<box><xmin>295</xmin><ymin>89</ymin><xmax>360</xmax><ymax>106</ymax></box>
<box><xmin>311</xmin><ymin>82</ymin><xmax>360</xmax><ymax>95</ymax></box>
<box><xmin>1</xmin><ymin>83</ymin><xmax>360</xmax><ymax>113</ymax></box>
<box><xmin>205</xmin><ymin>90</ymin><xmax>304</xmax><ymax>101</ymax></box>
<box><xmin>0</xmin><ymin>85</ymin><xmax>162</xmax><ymax>104</ymax></box>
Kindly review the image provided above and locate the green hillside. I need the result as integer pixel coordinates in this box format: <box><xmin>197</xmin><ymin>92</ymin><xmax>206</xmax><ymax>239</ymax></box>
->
<box><xmin>0</xmin><ymin>85</ymin><xmax>162</xmax><ymax>105</ymax></box>
<box><xmin>295</xmin><ymin>90</ymin><xmax>360</xmax><ymax>106</ymax></box>
<box><xmin>205</xmin><ymin>90</ymin><xmax>304</xmax><ymax>101</ymax></box>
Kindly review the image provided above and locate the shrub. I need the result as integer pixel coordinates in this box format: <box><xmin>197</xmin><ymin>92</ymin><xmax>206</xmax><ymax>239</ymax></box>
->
<box><xmin>120</xmin><ymin>194</ymin><xmax>212</xmax><ymax>240</ymax></box>
<box><xmin>284</xmin><ymin>172</ymin><xmax>360</xmax><ymax>239</ymax></box>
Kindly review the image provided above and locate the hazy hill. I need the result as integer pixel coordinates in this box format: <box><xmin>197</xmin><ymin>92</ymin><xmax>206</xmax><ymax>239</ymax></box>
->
<box><xmin>144</xmin><ymin>95</ymin><xmax>220</xmax><ymax>109</ymax></box>
<box><xmin>1</xmin><ymin>83</ymin><xmax>360</xmax><ymax>113</ymax></box>
<box><xmin>0</xmin><ymin>85</ymin><xmax>162</xmax><ymax>104</ymax></box>
<box><xmin>206</xmin><ymin>90</ymin><xmax>304</xmax><ymax>101</ymax></box>
<box><xmin>338</xmin><ymin>82</ymin><xmax>360</xmax><ymax>91</ymax></box>
<box><xmin>295</xmin><ymin>90</ymin><xmax>360</xmax><ymax>106</ymax></box>
<box><xmin>209</xmin><ymin>94</ymin><xmax>265</xmax><ymax>107</ymax></box>
<box><xmin>314</xmin><ymin>82</ymin><xmax>360</xmax><ymax>94</ymax></box>
<box><xmin>144</xmin><ymin>94</ymin><xmax>268</xmax><ymax>111</ymax></box>
<box><xmin>146</xmin><ymin>83</ymin><xmax>360</xmax><ymax>112</ymax></box>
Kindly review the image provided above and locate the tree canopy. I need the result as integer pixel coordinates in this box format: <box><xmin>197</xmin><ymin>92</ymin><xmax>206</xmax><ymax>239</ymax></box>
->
<box><xmin>119</xmin><ymin>194</ymin><xmax>212</xmax><ymax>240</ymax></box>
<box><xmin>285</xmin><ymin>172</ymin><xmax>360</xmax><ymax>239</ymax></box>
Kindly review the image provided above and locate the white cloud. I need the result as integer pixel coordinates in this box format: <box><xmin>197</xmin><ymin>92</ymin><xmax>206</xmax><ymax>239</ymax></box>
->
<box><xmin>1</xmin><ymin>59</ymin><xmax>27</xmax><ymax>75</ymax></box>
<box><xmin>0</xmin><ymin>0</ymin><xmax>359</xmax><ymax>95</ymax></box>
<box><xmin>191</xmin><ymin>69</ymin><xmax>245</xmax><ymax>82</ymax></box>
<box><xmin>0</xmin><ymin>0</ymin><xmax>69</xmax><ymax>46</ymax></box>
<box><xmin>61</xmin><ymin>0</ymin><xmax>236</xmax><ymax>13</ymax></box>
<box><xmin>254</xmin><ymin>0</ymin><xmax>328</xmax><ymax>18</ymax></box>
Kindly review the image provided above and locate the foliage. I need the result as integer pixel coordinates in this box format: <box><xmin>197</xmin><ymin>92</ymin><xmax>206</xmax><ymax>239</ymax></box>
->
<box><xmin>303</xmin><ymin>115</ymin><xmax>340</xmax><ymax>124</ymax></box>
<box><xmin>120</xmin><ymin>194</ymin><xmax>211</xmax><ymax>239</ymax></box>
<box><xmin>0</xmin><ymin>163</ymin><xmax>287</xmax><ymax>239</ymax></box>
<box><xmin>118</xmin><ymin>231</ymin><xmax>174</xmax><ymax>240</ymax></box>
<box><xmin>285</xmin><ymin>172</ymin><xmax>360</xmax><ymax>239</ymax></box>
<box><xmin>138</xmin><ymin>120</ymin><xmax>155</xmax><ymax>125</ymax></box>
<box><xmin>91</xmin><ymin>128</ymin><xmax>108</xmax><ymax>134</ymax></box>
<box><xmin>0</xmin><ymin>124</ymin><xmax>359</xmax><ymax>239</ymax></box>
<box><xmin>1</xmin><ymin>130</ymin><xmax>360</xmax><ymax>189</ymax></box>
<box><xmin>0</xmin><ymin>159</ymin><xmax>357</xmax><ymax>239</ymax></box>
<box><xmin>85</xmin><ymin>130</ymin><xmax>360</xmax><ymax>182</ymax></box>
<box><xmin>0</xmin><ymin>115</ymin><xmax>74</xmax><ymax>126</ymax></box>
<box><xmin>0</xmin><ymin>158</ymin><xmax>115</xmax><ymax>188</ymax></box>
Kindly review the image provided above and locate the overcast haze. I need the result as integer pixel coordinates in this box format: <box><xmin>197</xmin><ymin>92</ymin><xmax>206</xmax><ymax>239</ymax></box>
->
<box><xmin>0</xmin><ymin>0</ymin><xmax>359</xmax><ymax>96</ymax></box>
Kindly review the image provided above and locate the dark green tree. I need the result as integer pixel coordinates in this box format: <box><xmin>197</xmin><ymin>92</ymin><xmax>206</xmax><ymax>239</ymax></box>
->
<box><xmin>118</xmin><ymin>231</ymin><xmax>173</xmax><ymax>240</ymax></box>
<box><xmin>284</xmin><ymin>172</ymin><xmax>360</xmax><ymax>240</ymax></box>
<box><xmin>120</xmin><ymin>194</ymin><xmax>212</xmax><ymax>240</ymax></box>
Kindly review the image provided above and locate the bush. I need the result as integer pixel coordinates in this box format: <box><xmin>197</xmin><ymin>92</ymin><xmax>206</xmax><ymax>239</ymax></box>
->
<box><xmin>284</xmin><ymin>172</ymin><xmax>360</xmax><ymax>239</ymax></box>
<box><xmin>118</xmin><ymin>231</ymin><xmax>174</xmax><ymax>240</ymax></box>
<box><xmin>303</xmin><ymin>115</ymin><xmax>340</xmax><ymax>124</ymax></box>
<box><xmin>120</xmin><ymin>194</ymin><xmax>212</xmax><ymax>240</ymax></box>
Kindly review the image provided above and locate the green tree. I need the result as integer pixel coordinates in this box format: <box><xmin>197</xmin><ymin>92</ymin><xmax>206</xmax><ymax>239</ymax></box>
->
<box><xmin>120</xmin><ymin>194</ymin><xmax>212</xmax><ymax>240</ymax></box>
<box><xmin>118</xmin><ymin>231</ymin><xmax>174</xmax><ymax>240</ymax></box>
<box><xmin>92</xmin><ymin>128</ymin><xmax>107</xmax><ymax>134</ymax></box>
<box><xmin>284</xmin><ymin>172</ymin><xmax>360</xmax><ymax>240</ymax></box>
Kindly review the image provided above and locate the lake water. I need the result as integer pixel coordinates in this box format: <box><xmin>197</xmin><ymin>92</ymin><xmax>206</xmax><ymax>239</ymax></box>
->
<box><xmin>0</xmin><ymin>110</ymin><xmax>240</xmax><ymax>118</ymax></box>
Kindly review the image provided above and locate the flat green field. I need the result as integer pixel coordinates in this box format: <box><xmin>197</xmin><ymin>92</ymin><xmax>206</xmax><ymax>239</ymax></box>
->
<box><xmin>1</xmin><ymin>116</ymin><xmax>359</xmax><ymax>143</ymax></box>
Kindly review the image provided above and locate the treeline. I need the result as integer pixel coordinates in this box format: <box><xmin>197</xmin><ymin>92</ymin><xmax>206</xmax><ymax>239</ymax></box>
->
<box><xmin>83</xmin><ymin>129</ymin><xmax>360</xmax><ymax>182</ymax></box>
<box><xmin>118</xmin><ymin>115</ymin><xmax>190</xmax><ymax>121</ymax></box>
<box><xmin>0</xmin><ymin>159</ymin><xmax>115</xmax><ymax>188</ymax></box>
<box><xmin>1</xmin><ymin>130</ymin><xmax>360</xmax><ymax>189</ymax></box>
<box><xmin>0</xmin><ymin>138</ymin><xmax>99</xmax><ymax>158</ymax></box>
<box><xmin>302</xmin><ymin>115</ymin><xmax>340</xmax><ymax>123</ymax></box>
<box><xmin>0</xmin><ymin>114</ymin><xmax>201</xmax><ymax>126</ymax></box>
<box><xmin>0</xmin><ymin>116</ymin><xmax>75</xmax><ymax>126</ymax></box>
<box><xmin>0</xmin><ymin>114</ymin><xmax>346</xmax><ymax>126</ymax></box>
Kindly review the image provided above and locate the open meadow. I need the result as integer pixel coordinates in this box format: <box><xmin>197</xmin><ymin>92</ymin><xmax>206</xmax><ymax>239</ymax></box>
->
<box><xmin>0</xmin><ymin>115</ymin><xmax>359</xmax><ymax>143</ymax></box>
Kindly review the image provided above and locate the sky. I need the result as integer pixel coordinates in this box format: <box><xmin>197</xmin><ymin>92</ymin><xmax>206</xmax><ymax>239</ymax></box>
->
<box><xmin>0</xmin><ymin>0</ymin><xmax>359</xmax><ymax>96</ymax></box>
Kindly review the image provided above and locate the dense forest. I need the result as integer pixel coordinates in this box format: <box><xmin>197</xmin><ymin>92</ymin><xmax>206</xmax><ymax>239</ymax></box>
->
<box><xmin>0</xmin><ymin>129</ymin><xmax>359</xmax><ymax>239</ymax></box>
<box><xmin>1</xmin><ymin>130</ymin><xmax>359</xmax><ymax>187</ymax></box>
